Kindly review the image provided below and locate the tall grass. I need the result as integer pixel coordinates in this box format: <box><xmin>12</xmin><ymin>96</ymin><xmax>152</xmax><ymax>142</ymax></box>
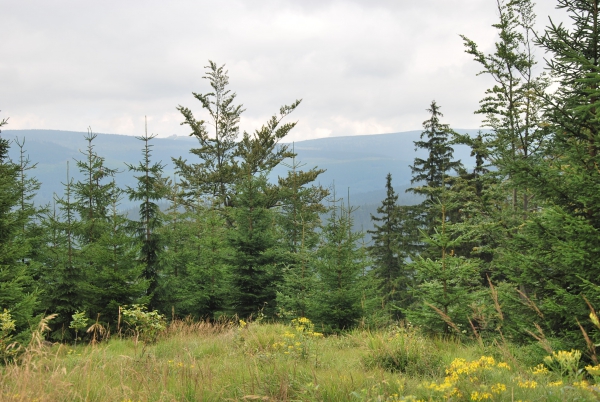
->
<box><xmin>0</xmin><ymin>317</ymin><xmax>599</xmax><ymax>401</ymax></box>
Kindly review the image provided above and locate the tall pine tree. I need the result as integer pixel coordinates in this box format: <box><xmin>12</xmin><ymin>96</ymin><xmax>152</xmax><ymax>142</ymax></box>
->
<box><xmin>367</xmin><ymin>173</ymin><xmax>412</xmax><ymax>318</ymax></box>
<box><xmin>126</xmin><ymin>121</ymin><xmax>168</xmax><ymax>309</ymax></box>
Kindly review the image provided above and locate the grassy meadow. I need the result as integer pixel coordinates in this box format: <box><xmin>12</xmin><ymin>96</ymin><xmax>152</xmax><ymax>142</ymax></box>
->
<box><xmin>2</xmin><ymin>317</ymin><xmax>600</xmax><ymax>401</ymax></box>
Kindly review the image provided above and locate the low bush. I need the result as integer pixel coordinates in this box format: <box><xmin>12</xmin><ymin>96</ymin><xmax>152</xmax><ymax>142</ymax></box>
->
<box><xmin>363</xmin><ymin>324</ymin><xmax>444</xmax><ymax>376</ymax></box>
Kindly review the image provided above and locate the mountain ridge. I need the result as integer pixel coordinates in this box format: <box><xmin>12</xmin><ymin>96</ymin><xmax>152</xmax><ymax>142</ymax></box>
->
<box><xmin>2</xmin><ymin>128</ymin><xmax>479</xmax><ymax>233</ymax></box>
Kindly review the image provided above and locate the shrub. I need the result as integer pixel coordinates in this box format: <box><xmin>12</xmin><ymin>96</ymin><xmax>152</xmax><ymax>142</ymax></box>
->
<box><xmin>121</xmin><ymin>304</ymin><xmax>166</xmax><ymax>344</ymax></box>
<box><xmin>363</xmin><ymin>325</ymin><xmax>443</xmax><ymax>376</ymax></box>
<box><xmin>0</xmin><ymin>309</ymin><xmax>19</xmax><ymax>362</ymax></box>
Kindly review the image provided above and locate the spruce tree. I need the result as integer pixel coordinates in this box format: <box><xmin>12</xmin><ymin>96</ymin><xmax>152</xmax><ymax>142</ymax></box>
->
<box><xmin>461</xmin><ymin>0</ymin><xmax>547</xmax><ymax>213</ymax></box>
<box><xmin>497</xmin><ymin>0</ymin><xmax>600</xmax><ymax>338</ymax></box>
<box><xmin>312</xmin><ymin>194</ymin><xmax>369</xmax><ymax>332</ymax></box>
<box><xmin>406</xmin><ymin>204</ymin><xmax>482</xmax><ymax>335</ymax></box>
<box><xmin>174</xmin><ymin>61</ymin><xmax>244</xmax><ymax>208</ymax></box>
<box><xmin>70</xmin><ymin>131</ymin><xmax>119</xmax><ymax>326</ymax></box>
<box><xmin>276</xmin><ymin>148</ymin><xmax>328</xmax><ymax>319</ymax></box>
<box><xmin>228</xmin><ymin>174</ymin><xmax>281</xmax><ymax>318</ymax></box>
<box><xmin>90</xmin><ymin>187</ymin><xmax>148</xmax><ymax>326</ymax></box>
<box><xmin>367</xmin><ymin>173</ymin><xmax>412</xmax><ymax>317</ymax></box>
<box><xmin>157</xmin><ymin>202</ymin><xmax>230</xmax><ymax>320</ymax></box>
<box><xmin>126</xmin><ymin>122</ymin><xmax>168</xmax><ymax>309</ymax></box>
<box><xmin>175</xmin><ymin>60</ymin><xmax>301</xmax><ymax>211</ymax></box>
<box><xmin>0</xmin><ymin>115</ymin><xmax>37</xmax><ymax>339</ymax></box>
<box><xmin>408</xmin><ymin>101</ymin><xmax>463</xmax><ymax>259</ymax></box>
<box><xmin>37</xmin><ymin>161</ymin><xmax>89</xmax><ymax>339</ymax></box>
<box><xmin>409</xmin><ymin>101</ymin><xmax>463</xmax><ymax>205</ymax></box>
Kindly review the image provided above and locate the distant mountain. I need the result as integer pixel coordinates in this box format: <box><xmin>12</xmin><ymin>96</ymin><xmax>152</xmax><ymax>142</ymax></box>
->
<box><xmin>2</xmin><ymin>129</ymin><xmax>479</xmax><ymax>234</ymax></box>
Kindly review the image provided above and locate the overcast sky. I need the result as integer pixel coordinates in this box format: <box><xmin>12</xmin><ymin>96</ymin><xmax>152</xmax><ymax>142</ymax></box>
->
<box><xmin>2</xmin><ymin>1</ymin><xmax>564</xmax><ymax>141</ymax></box>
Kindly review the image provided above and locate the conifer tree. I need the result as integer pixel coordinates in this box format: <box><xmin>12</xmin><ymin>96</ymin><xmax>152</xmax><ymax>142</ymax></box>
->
<box><xmin>497</xmin><ymin>0</ymin><xmax>600</xmax><ymax>338</ymax></box>
<box><xmin>174</xmin><ymin>61</ymin><xmax>244</xmax><ymax>208</ymax></box>
<box><xmin>73</xmin><ymin>130</ymin><xmax>118</xmax><ymax>245</ymax></box>
<box><xmin>276</xmin><ymin>148</ymin><xmax>328</xmax><ymax>318</ymax></box>
<box><xmin>407</xmin><ymin>201</ymin><xmax>482</xmax><ymax>335</ymax></box>
<box><xmin>90</xmin><ymin>187</ymin><xmax>148</xmax><ymax>326</ymax></box>
<box><xmin>157</xmin><ymin>201</ymin><xmax>230</xmax><ymax>320</ymax></box>
<box><xmin>409</xmin><ymin>101</ymin><xmax>462</xmax><ymax>204</ymax></box>
<box><xmin>461</xmin><ymin>0</ymin><xmax>547</xmax><ymax>213</ymax></box>
<box><xmin>367</xmin><ymin>173</ymin><xmax>412</xmax><ymax>317</ymax></box>
<box><xmin>126</xmin><ymin>122</ymin><xmax>168</xmax><ymax>308</ymax></box>
<box><xmin>311</xmin><ymin>194</ymin><xmax>369</xmax><ymax>332</ymax></box>
<box><xmin>408</xmin><ymin>101</ymin><xmax>463</xmax><ymax>258</ymax></box>
<box><xmin>175</xmin><ymin>60</ymin><xmax>301</xmax><ymax>211</ymax></box>
<box><xmin>37</xmin><ymin>162</ymin><xmax>89</xmax><ymax>339</ymax></box>
<box><xmin>0</xmin><ymin>115</ymin><xmax>37</xmax><ymax>338</ymax></box>
<box><xmin>228</xmin><ymin>174</ymin><xmax>282</xmax><ymax>318</ymax></box>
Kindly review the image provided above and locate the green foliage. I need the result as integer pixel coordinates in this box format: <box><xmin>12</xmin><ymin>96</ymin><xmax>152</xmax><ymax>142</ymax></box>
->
<box><xmin>89</xmin><ymin>189</ymin><xmax>149</xmax><ymax>325</ymax></box>
<box><xmin>407</xmin><ymin>202</ymin><xmax>484</xmax><ymax>335</ymax></box>
<box><xmin>174</xmin><ymin>61</ymin><xmax>245</xmax><ymax>208</ymax></box>
<box><xmin>126</xmin><ymin>123</ymin><xmax>167</xmax><ymax>308</ymax></box>
<box><xmin>36</xmin><ymin>165</ymin><xmax>84</xmax><ymax>340</ymax></box>
<box><xmin>311</xmin><ymin>197</ymin><xmax>371</xmax><ymax>332</ymax></box>
<box><xmin>0</xmin><ymin>114</ymin><xmax>37</xmax><ymax>341</ymax></box>
<box><xmin>408</xmin><ymin>101</ymin><xmax>463</xmax><ymax>205</ymax></box>
<box><xmin>228</xmin><ymin>174</ymin><xmax>282</xmax><ymax>318</ymax></box>
<box><xmin>157</xmin><ymin>205</ymin><xmax>230</xmax><ymax>320</ymax></box>
<box><xmin>276</xmin><ymin>150</ymin><xmax>328</xmax><ymax>319</ymax></box>
<box><xmin>367</xmin><ymin>173</ymin><xmax>413</xmax><ymax>318</ymax></box>
<box><xmin>363</xmin><ymin>325</ymin><xmax>443</xmax><ymax>376</ymax></box>
<box><xmin>121</xmin><ymin>304</ymin><xmax>166</xmax><ymax>344</ymax></box>
<box><xmin>0</xmin><ymin>309</ymin><xmax>20</xmax><ymax>362</ymax></box>
<box><xmin>69</xmin><ymin>310</ymin><xmax>89</xmax><ymax>345</ymax></box>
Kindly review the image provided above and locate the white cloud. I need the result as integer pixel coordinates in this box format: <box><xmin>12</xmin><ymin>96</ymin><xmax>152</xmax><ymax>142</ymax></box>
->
<box><xmin>0</xmin><ymin>0</ymin><xmax>569</xmax><ymax>139</ymax></box>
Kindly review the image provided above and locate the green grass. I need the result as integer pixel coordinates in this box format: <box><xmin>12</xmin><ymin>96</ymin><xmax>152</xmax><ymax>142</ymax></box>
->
<box><xmin>1</xmin><ymin>320</ymin><xmax>599</xmax><ymax>401</ymax></box>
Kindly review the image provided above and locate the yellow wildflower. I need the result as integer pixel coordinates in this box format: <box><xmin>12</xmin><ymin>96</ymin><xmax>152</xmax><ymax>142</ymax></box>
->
<box><xmin>470</xmin><ymin>391</ymin><xmax>492</xmax><ymax>401</ymax></box>
<box><xmin>586</xmin><ymin>364</ymin><xmax>600</xmax><ymax>377</ymax></box>
<box><xmin>531</xmin><ymin>364</ymin><xmax>549</xmax><ymax>375</ymax></box>
<box><xmin>517</xmin><ymin>379</ymin><xmax>537</xmax><ymax>389</ymax></box>
<box><xmin>573</xmin><ymin>380</ymin><xmax>590</xmax><ymax>389</ymax></box>
<box><xmin>491</xmin><ymin>383</ymin><xmax>506</xmax><ymax>394</ymax></box>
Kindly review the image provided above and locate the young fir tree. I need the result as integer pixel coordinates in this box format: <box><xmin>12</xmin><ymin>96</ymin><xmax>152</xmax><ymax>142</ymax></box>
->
<box><xmin>367</xmin><ymin>173</ymin><xmax>412</xmax><ymax>318</ymax></box>
<box><xmin>90</xmin><ymin>186</ymin><xmax>148</xmax><ymax>327</ymax></box>
<box><xmin>0</xmin><ymin>114</ymin><xmax>37</xmax><ymax>339</ymax></box>
<box><xmin>73</xmin><ymin>130</ymin><xmax>118</xmax><ymax>245</ymax></box>
<box><xmin>408</xmin><ymin>101</ymin><xmax>463</xmax><ymax>258</ymax></box>
<box><xmin>461</xmin><ymin>0</ymin><xmax>547</xmax><ymax>213</ymax></box>
<box><xmin>157</xmin><ymin>198</ymin><xmax>230</xmax><ymax>320</ymax></box>
<box><xmin>175</xmin><ymin>60</ymin><xmax>300</xmax><ymax>211</ymax></box>
<box><xmin>495</xmin><ymin>0</ymin><xmax>600</xmax><ymax>340</ymax></box>
<box><xmin>406</xmin><ymin>200</ymin><xmax>483</xmax><ymax>336</ymax></box>
<box><xmin>227</xmin><ymin>173</ymin><xmax>282</xmax><ymax>318</ymax></box>
<box><xmin>174</xmin><ymin>61</ymin><xmax>244</xmax><ymax>209</ymax></box>
<box><xmin>37</xmin><ymin>176</ymin><xmax>85</xmax><ymax>340</ymax></box>
<box><xmin>276</xmin><ymin>148</ymin><xmax>329</xmax><ymax>319</ymax></box>
<box><xmin>71</xmin><ymin>131</ymin><xmax>119</xmax><ymax>324</ymax></box>
<box><xmin>12</xmin><ymin>138</ymin><xmax>44</xmax><ymax>262</ymax></box>
<box><xmin>312</xmin><ymin>193</ymin><xmax>370</xmax><ymax>332</ymax></box>
<box><xmin>126</xmin><ymin>122</ymin><xmax>168</xmax><ymax>309</ymax></box>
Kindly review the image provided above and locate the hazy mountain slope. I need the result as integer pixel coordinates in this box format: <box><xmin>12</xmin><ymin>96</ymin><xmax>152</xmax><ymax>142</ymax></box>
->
<box><xmin>2</xmin><ymin>129</ymin><xmax>478</xmax><ymax>233</ymax></box>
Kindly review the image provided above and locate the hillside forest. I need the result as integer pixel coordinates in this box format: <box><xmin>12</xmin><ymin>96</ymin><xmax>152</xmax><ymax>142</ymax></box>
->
<box><xmin>2</xmin><ymin>0</ymin><xmax>600</xmax><ymax>359</ymax></box>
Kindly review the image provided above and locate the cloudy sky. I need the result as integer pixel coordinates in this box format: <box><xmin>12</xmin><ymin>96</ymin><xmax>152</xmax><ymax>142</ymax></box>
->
<box><xmin>2</xmin><ymin>1</ymin><xmax>564</xmax><ymax>141</ymax></box>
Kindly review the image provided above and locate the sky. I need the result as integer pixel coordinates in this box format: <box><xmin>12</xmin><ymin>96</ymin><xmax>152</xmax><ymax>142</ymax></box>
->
<box><xmin>2</xmin><ymin>0</ymin><xmax>565</xmax><ymax>142</ymax></box>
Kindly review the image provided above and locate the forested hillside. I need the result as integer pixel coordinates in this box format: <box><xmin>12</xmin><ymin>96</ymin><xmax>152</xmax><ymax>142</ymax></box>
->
<box><xmin>2</xmin><ymin>0</ymin><xmax>600</xmax><ymax>375</ymax></box>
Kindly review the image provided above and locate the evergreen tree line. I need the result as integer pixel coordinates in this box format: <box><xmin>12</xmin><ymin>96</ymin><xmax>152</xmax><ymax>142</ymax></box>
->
<box><xmin>369</xmin><ymin>0</ymin><xmax>600</xmax><ymax>350</ymax></box>
<box><xmin>2</xmin><ymin>0</ymin><xmax>600</xmax><ymax>351</ymax></box>
<box><xmin>0</xmin><ymin>61</ymin><xmax>380</xmax><ymax>341</ymax></box>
